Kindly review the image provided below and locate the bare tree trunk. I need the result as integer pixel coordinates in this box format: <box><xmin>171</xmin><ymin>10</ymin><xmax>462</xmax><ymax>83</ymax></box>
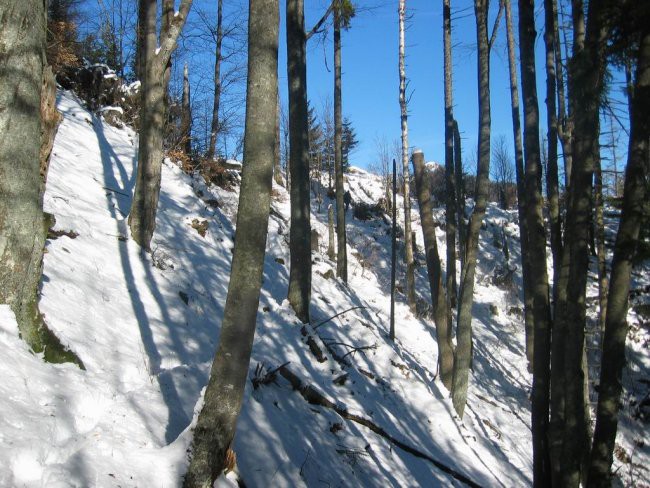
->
<box><xmin>129</xmin><ymin>0</ymin><xmax>192</xmax><ymax>250</ymax></box>
<box><xmin>181</xmin><ymin>62</ymin><xmax>192</xmax><ymax>154</ymax></box>
<box><xmin>594</xmin><ymin>152</ymin><xmax>607</xmax><ymax>332</ymax></box>
<box><xmin>398</xmin><ymin>0</ymin><xmax>415</xmax><ymax>311</ymax></box>
<box><xmin>328</xmin><ymin>205</ymin><xmax>335</xmax><ymax>260</ymax></box>
<box><xmin>390</xmin><ymin>158</ymin><xmax>397</xmax><ymax>340</ymax></box>
<box><xmin>0</xmin><ymin>0</ymin><xmax>81</xmax><ymax>366</ymax></box>
<box><xmin>543</xmin><ymin>0</ymin><xmax>562</xmax><ymax>302</ymax></box>
<box><xmin>504</xmin><ymin>0</ymin><xmax>534</xmax><ymax>372</ymax></box>
<box><xmin>334</xmin><ymin>3</ymin><xmax>347</xmax><ymax>282</ymax></box>
<box><xmin>518</xmin><ymin>1</ymin><xmax>553</xmax><ymax>483</ymax></box>
<box><xmin>183</xmin><ymin>1</ymin><xmax>279</xmax><ymax>485</ymax></box>
<box><xmin>412</xmin><ymin>151</ymin><xmax>454</xmax><ymax>390</ymax></box>
<box><xmin>206</xmin><ymin>0</ymin><xmax>223</xmax><ymax>161</ymax></box>
<box><xmin>286</xmin><ymin>0</ymin><xmax>311</xmax><ymax>323</ymax></box>
<box><xmin>443</xmin><ymin>0</ymin><xmax>457</xmax><ymax>308</ymax></box>
<box><xmin>451</xmin><ymin>0</ymin><xmax>492</xmax><ymax>418</ymax></box>
<box><xmin>588</xmin><ymin>28</ymin><xmax>649</xmax><ymax>485</ymax></box>
<box><xmin>274</xmin><ymin>94</ymin><xmax>284</xmax><ymax>186</ymax></box>
<box><xmin>453</xmin><ymin>119</ymin><xmax>466</xmax><ymax>274</ymax></box>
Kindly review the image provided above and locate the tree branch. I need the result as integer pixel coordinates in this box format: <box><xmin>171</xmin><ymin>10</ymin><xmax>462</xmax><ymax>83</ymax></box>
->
<box><xmin>488</xmin><ymin>0</ymin><xmax>504</xmax><ymax>53</ymax></box>
<box><xmin>306</xmin><ymin>1</ymin><xmax>335</xmax><ymax>41</ymax></box>
<box><xmin>277</xmin><ymin>366</ymin><xmax>482</xmax><ymax>487</ymax></box>
<box><xmin>312</xmin><ymin>306</ymin><xmax>367</xmax><ymax>330</ymax></box>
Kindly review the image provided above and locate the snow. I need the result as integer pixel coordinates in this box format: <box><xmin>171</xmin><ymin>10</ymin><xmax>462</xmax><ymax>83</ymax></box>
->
<box><xmin>0</xmin><ymin>89</ymin><xmax>647</xmax><ymax>487</ymax></box>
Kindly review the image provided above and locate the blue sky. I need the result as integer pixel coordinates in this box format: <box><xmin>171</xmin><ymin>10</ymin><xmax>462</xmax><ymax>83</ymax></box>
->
<box><xmin>79</xmin><ymin>0</ymin><xmax>630</xmax><ymax>176</ymax></box>
<box><xmin>291</xmin><ymin>0</ymin><xmax>543</xmax><ymax>168</ymax></box>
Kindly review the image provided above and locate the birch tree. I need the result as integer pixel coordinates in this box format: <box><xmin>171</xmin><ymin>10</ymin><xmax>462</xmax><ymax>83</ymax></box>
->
<box><xmin>398</xmin><ymin>0</ymin><xmax>415</xmax><ymax>311</ymax></box>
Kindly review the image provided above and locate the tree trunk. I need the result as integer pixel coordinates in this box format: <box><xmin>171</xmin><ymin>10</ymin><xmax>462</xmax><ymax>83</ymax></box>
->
<box><xmin>129</xmin><ymin>0</ymin><xmax>192</xmax><ymax>250</ymax></box>
<box><xmin>443</xmin><ymin>0</ymin><xmax>457</xmax><ymax>309</ymax></box>
<box><xmin>594</xmin><ymin>151</ymin><xmax>607</xmax><ymax>332</ymax></box>
<box><xmin>328</xmin><ymin>205</ymin><xmax>335</xmax><ymax>260</ymax></box>
<box><xmin>286</xmin><ymin>0</ymin><xmax>311</xmax><ymax>323</ymax></box>
<box><xmin>412</xmin><ymin>151</ymin><xmax>454</xmax><ymax>390</ymax></box>
<box><xmin>398</xmin><ymin>0</ymin><xmax>415</xmax><ymax>311</ymax></box>
<box><xmin>390</xmin><ymin>158</ymin><xmax>397</xmax><ymax>340</ymax></box>
<box><xmin>334</xmin><ymin>3</ymin><xmax>347</xmax><ymax>282</ymax></box>
<box><xmin>183</xmin><ymin>1</ymin><xmax>279</xmax><ymax>485</ymax></box>
<box><xmin>504</xmin><ymin>0</ymin><xmax>534</xmax><ymax>372</ymax></box>
<box><xmin>181</xmin><ymin>62</ymin><xmax>192</xmax><ymax>154</ymax></box>
<box><xmin>450</xmin><ymin>0</ymin><xmax>491</xmax><ymax>418</ymax></box>
<box><xmin>274</xmin><ymin>94</ymin><xmax>284</xmax><ymax>186</ymax></box>
<box><xmin>453</xmin><ymin>118</ymin><xmax>466</xmax><ymax>275</ymax></box>
<box><xmin>518</xmin><ymin>1</ymin><xmax>553</xmax><ymax>484</ymax></box>
<box><xmin>206</xmin><ymin>0</ymin><xmax>223</xmax><ymax>161</ymax></box>
<box><xmin>556</xmin><ymin>0</ymin><xmax>609</xmax><ymax>484</ymax></box>
<box><xmin>543</xmin><ymin>0</ymin><xmax>562</xmax><ymax>303</ymax></box>
<box><xmin>588</xmin><ymin>27</ymin><xmax>649</xmax><ymax>485</ymax></box>
<box><xmin>0</xmin><ymin>0</ymin><xmax>80</xmax><ymax>366</ymax></box>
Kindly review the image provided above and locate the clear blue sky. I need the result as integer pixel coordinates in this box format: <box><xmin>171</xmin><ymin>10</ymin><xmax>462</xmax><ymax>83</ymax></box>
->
<box><xmin>289</xmin><ymin>0</ymin><xmax>541</xmax><ymax>169</ymax></box>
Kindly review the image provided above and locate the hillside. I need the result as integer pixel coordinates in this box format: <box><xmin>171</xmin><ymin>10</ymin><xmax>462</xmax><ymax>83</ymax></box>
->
<box><xmin>0</xmin><ymin>90</ymin><xmax>648</xmax><ymax>487</ymax></box>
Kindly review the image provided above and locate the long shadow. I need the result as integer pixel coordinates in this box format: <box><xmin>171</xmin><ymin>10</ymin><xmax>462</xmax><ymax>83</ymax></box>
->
<box><xmin>93</xmin><ymin>117</ymin><xmax>192</xmax><ymax>443</ymax></box>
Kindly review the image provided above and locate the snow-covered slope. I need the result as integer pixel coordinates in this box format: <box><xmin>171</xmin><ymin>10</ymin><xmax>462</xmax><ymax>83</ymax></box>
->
<box><xmin>0</xmin><ymin>90</ymin><xmax>647</xmax><ymax>487</ymax></box>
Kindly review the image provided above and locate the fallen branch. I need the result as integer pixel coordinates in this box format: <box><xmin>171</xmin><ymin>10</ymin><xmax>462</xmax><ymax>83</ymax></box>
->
<box><xmin>312</xmin><ymin>306</ymin><xmax>368</xmax><ymax>330</ymax></box>
<box><xmin>278</xmin><ymin>366</ymin><xmax>482</xmax><ymax>488</ymax></box>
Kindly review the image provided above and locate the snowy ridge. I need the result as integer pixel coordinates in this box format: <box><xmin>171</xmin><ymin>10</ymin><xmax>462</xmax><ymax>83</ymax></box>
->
<box><xmin>0</xmin><ymin>90</ymin><xmax>647</xmax><ymax>487</ymax></box>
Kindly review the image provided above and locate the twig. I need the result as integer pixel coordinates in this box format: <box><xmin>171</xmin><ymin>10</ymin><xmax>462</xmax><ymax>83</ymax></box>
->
<box><xmin>312</xmin><ymin>306</ymin><xmax>368</xmax><ymax>330</ymax></box>
<box><xmin>277</xmin><ymin>366</ymin><xmax>482</xmax><ymax>488</ymax></box>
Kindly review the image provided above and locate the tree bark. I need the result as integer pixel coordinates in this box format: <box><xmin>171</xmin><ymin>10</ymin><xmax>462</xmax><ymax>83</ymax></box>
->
<box><xmin>443</xmin><ymin>0</ymin><xmax>458</xmax><ymax>309</ymax></box>
<box><xmin>0</xmin><ymin>0</ymin><xmax>81</xmax><ymax>366</ymax></box>
<box><xmin>286</xmin><ymin>0</ymin><xmax>311</xmax><ymax>323</ymax></box>
<box><xmin>451</xmin><ymin>0</ymin><xmax>491</xmax><ymax>419</ymax></box>
<box><xmin>504</xmin><ymin>0</ymin><xmax>534</xmax><ymax>372</ymax></box>
<box><xmin>181</xmin><ymin>62</ymin><xmax>192</xmax><ymax>154</ymax></box>
<box><xmin>183</xmin><ymin>1</ymin><xmax>279</xmax><ymax>485</ymax></box>
<box><xmin>543</xmin><ymin>0</ymin><xmax>562</xmax><ymax>303</ymax></box>
<box><xmin>412</xmin><ymin>151</ymin><xmax>454</xmax><ymax>390</ymax></box>
<box><xmin>556</xmin><ymin>0</ymin><xmax>609</xmax><ymax>484</ymax></box>
<box><xmin>334</xmin><ymin>3</ymin><xmax>347</xmax><ymax>282</ymax></box>
<box><xmin>390</xmin><ymin>158</ymin><xmax>397</xmax><ymax>340</ymax></box>
<box><xmin>453</xmin><ymin>119</ymin><xmax>466</xmax><ymax>274</ymax></box>
<box><xmin>398</xmin><ymin>0</ymin><xmax>415</xmax><ymax>311</ymax></box>
<box><xmin>206</xmin><ymin>0</ymin><xmax>223</xmax><ymax>161</ymax></box>
<box><xmin>129</xmin><ymin>0</ymin><xmax>192</xmax><ymax>251</ymax></box>
<box><xmin>518</xmin><ymin>1</ymin><xmax>553</xmax><ymax>484</ymax></box>
<box><xmin>588</xmin><ymin>27</ymin><xmax>649</xmax><ymax>485</ymax></box>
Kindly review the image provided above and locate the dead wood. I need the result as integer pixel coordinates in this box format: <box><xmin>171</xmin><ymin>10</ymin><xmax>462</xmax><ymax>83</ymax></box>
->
<box><xmin>277</xmin><ymin>366</ymin><xmax>482</xmax><ymax>487</ymax></box>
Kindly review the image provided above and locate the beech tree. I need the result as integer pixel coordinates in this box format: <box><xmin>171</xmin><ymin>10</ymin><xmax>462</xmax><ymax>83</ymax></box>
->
<box><xmin>183</xmin><ymin>0</ymin><xmax>279</xmax><ymax>484</ymax></box>
<box><xmin>0</xmin><ymin>0</ymin><xmax>81</xmax><ymax>365</ymax></box>
<box><xmin>503</xmin><ymin>0</ymin><xmax>533</xmax><ymax>370</ymax></box>
<box><xmin>206</xmin><ymin>0</ymin><xmax>223</xmax><ymax>161</ymax></box>
<box><xmin>128</xmin><ymin>0</ymin><xmax>192</xmax><ymax>250</ymax></box>
<box><xmin>450</xmin><ymin>0</ymin><xmax>500</xmax><ymax>419</ymax></box>
<box><xmin>518</xmin><ymin>0</ymin><xmax>553</xmax><ymax>483</ymax></box>
<box><xmin>412</xmin><ymin>151</ymin><xmax>454</xmax><ymax>389</ymax></box>
<box><xmin>442</xmin><ymin>0</ymin><xmax>457</xmax><ymax>307</ymax></box>
<box><xmin>286</xmin><ymin>0</ymin><xmax>311</xmax><ymax>323</ymax></box>
<box><xmin>589</xmin><ymin>20</ymin><xmax>649</xmax><ymax>483</ymax></box>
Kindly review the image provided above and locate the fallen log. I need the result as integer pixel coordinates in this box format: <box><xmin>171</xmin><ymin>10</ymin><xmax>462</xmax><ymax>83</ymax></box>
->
<box><xmin>277</xmin><ymin>366</ymin><xmax>482</xmax><ymax>488</ymax></box>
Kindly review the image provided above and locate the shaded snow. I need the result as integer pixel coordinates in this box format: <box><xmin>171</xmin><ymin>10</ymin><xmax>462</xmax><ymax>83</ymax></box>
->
<box><xmin>0</xmin><ymin>90</ymin><xmax>647</xmax><ymax>487</ymax></box>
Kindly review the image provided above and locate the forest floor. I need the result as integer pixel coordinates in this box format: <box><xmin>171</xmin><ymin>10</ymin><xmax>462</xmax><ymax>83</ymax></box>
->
<box><xmin>0</xmin><ymin>89</ymin><xmax>648</xmax><ymax>487</ymax></box>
